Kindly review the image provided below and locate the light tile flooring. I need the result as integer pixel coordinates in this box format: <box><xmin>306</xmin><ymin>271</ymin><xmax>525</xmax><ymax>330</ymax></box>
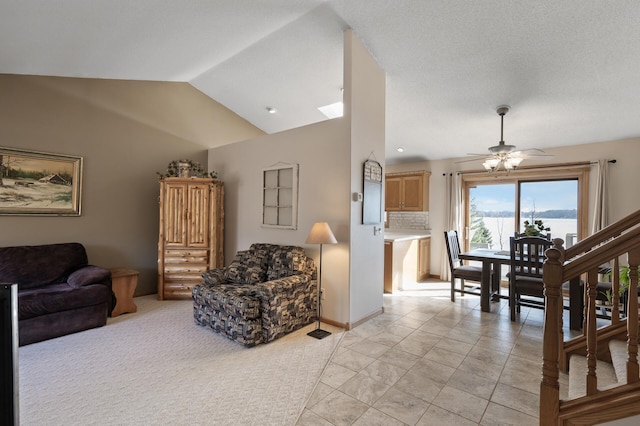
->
<box><xmin>297</xmin><ymin>280</ymin><xmax>579</xmax><ymax>426</ymax></box>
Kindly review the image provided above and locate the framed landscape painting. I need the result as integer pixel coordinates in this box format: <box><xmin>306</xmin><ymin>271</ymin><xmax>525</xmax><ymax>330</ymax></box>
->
<box><xmin>0</xmin><ymin>147</ymin><xmax>83</xmax><ymax>216</ymax></box>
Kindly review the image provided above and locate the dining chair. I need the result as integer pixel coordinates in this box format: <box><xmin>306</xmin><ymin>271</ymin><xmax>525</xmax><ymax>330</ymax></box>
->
<box><xmin>444</xmin><ymin>230</ymin><xmax>483</xmax><ymax>302</ymax></box>
<box><xmin>514</xmin><ymin>231</ymin><xmax>551</xmax><ymax>239</ymax></box>
<box><xmin>509</xmin><ymin>235</ymin><xmax>553</xmax><ymax>321</ymax></box>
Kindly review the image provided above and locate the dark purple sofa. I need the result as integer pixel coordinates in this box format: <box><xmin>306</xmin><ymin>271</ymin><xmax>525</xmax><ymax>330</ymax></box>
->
<box><xmin>0</xmin><ymin>242</ymin><xmax>115</xmax><ymax>346</ymax></box>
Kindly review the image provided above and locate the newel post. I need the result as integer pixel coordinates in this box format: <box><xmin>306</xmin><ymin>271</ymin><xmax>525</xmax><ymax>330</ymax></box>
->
<box><xmin>540</xmin><ymin>238</ymin><xmax>565</xmax><ymax>425</ymax></box>
<box><xmin>627</xmin><ymin>248</ymin><xmax>639</xmax><ymax>383</ymax></box>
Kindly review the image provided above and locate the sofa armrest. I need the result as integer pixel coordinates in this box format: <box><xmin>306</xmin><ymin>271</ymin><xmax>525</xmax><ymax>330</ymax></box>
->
<box><xmin>252</xmin><ymin>274</ymin><xmax>315</xmax><ymax>300</ymax></box>
<box><xmin>68</xmin><ymin>265</ymin><xmax>111</xmax><ymax>288</ymax></box>
<box><xmin>252</xmin><ymin>274</ymin><xmax>317</xmax><ymax>343</ymax></box>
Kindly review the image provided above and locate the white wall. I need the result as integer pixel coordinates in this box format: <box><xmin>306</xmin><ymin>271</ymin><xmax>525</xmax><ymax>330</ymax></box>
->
<box><xmin>388</xmin><ymin>138</ymin><xmax>640</xmax><ymax>279</ymax></box>
<box><xmin>344</xmin><ymin>30</ymin><xmax>386</xmax><ymax>324</ymax></box>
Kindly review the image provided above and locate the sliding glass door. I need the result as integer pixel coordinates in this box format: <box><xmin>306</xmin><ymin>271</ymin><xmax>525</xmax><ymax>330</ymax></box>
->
<box><xmin>464</xmin><ymin>166</ymin><xmax>588</xmax><ymax>252</ymax></box>
<box><xmin>469</xmin><ymin>183</ymin><xmax>516</xmax><ymax>251</ymax></box>
<box><xmin>519</xmin><ymin>180</ymin><xmax>579</xmax><ymax>246</ymax></box>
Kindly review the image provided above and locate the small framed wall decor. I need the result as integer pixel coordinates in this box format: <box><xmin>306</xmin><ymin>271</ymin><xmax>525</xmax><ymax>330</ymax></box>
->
<box><xmin>363</xmin><ymin>159</ymin><xmax>383</xmax><ymax>224</ymax></box>
<box><xmin>0</xmin><ymin>147</ymin><xmax>83</xmax><ymax>216</ymax></box>
<box><xmin>262</xmin><ymin>163</ymin><xmax>298</xmax><ymax>229</ymax></box>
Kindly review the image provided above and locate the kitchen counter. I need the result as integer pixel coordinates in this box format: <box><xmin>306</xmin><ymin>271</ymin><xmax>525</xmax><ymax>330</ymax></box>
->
<box><xmin>384</xmin><ymin>231</ymin><xmax>431</xmax><ymax>293</ymax></box>
<box><xmin>384</xmin><ymin>229</ymin><xmax>431</xmax><ymax>242</ymax></box>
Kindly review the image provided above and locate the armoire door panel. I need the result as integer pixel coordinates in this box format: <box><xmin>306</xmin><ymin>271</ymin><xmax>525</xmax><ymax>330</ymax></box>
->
<box><xmin>164</xmin><ymin>184</ymin><xmax>187</xmax><ymax>247</ymax></box>
<box><xmin>187</xmin><ymin>184</ymin><xmax>210</xmax><ymax>248</ymax></box>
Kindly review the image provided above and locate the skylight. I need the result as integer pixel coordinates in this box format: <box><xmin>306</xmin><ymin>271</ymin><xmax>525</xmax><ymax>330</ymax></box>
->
<box><xmin>317</xmin><ymin>102</ymin><xmax>343</xmax><ymax>119</ymax></box>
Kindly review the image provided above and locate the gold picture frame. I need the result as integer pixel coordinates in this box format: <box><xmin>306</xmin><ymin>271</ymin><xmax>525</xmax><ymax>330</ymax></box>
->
<box><xmin>0</xmin><ymin>147</ymin><xmax>83</xmax><ymax>216</ymax></box>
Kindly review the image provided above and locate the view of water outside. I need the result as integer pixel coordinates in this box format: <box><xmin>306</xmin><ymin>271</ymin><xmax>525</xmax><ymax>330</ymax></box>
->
<box><xmin>468</xmin><ymin>180</ymin><xmax>579</xmax><ymax>280</ymax></box>
<box><xmin>474</xmin><ymin>217</ymin><xmax>577</xmax><ymax>250</ymax></box>
<box><xmin>469</xmin><ymin>180</ymin><xmax>578</xmax><ymax>250</ymax></box>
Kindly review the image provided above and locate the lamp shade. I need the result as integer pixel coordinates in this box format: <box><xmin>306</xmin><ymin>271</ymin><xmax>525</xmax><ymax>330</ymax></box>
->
<box><xmin>305</xmin><ymin>222</ymin><xmax>337</xmax><ymax>245</ymax></box>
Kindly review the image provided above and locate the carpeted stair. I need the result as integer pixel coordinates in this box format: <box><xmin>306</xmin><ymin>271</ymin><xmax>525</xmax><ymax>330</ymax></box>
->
<box><xmin>568</xmin><ymin>339</ymin><xmax>628</xmax><ymax>398</ymax></box>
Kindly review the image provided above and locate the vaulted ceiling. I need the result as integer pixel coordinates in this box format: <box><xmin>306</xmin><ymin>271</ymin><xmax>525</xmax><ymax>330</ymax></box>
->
<box><xmin>2</xmin><ymin>1</ymin><xmax>639</xmax><ymax>165</ymax></box>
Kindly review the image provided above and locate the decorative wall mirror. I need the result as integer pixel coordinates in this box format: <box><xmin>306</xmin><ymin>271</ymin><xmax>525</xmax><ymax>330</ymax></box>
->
<box><xmin>363</xmin><ymin>159</ymin><xmax>383</xmax><ymax>224</ymax></box>
<box><xmin>262</xmin><ymin>163</ymin><xmax>298</xmax><ymax>229</ymax></box>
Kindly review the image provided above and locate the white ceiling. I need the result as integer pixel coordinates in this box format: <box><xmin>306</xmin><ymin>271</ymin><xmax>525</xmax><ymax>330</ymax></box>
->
<box><xmin>2</xmin><ymin>1</ymin><xmax>639</xmax><ymax>165</ymax></box>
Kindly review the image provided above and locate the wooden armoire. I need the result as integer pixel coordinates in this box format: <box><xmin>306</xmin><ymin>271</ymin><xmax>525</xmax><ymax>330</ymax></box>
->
<box><xmin>157</xmin><ymin>177</ymin><xmax>224</xmax><ymax>300</ymax></box>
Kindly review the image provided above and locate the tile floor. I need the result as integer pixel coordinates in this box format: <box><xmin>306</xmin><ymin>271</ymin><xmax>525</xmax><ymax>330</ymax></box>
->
<box><xmin>296</xmin><ymin>280</ymin><xmax>579</xmax><ymax>426</ymax></box>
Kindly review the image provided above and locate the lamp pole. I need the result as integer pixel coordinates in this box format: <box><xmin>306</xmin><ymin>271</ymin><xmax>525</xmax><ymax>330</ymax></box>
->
<box><xmin>306</xmin><ymin>222</ymin><xmax>336</xmax><ymax>339</ymax></box>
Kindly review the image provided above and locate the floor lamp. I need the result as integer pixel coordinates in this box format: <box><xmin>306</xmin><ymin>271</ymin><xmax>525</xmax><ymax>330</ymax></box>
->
<box><xmin>305</xmin><ymin>222</ymin><xmax>337</xmax><ymax>339</ymax></box>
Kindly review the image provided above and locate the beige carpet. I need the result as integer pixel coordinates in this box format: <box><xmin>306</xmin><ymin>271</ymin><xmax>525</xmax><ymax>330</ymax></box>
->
<box><xmin>18</xmin><ymin>295</ymin><xmax>343</xmax><ymax>426</ymax></box>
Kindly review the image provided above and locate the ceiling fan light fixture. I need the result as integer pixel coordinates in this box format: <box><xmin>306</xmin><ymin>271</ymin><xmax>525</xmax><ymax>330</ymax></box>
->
<box><xmin>506</xmin><ymin>156</ymin><xmax>523</xmax><ymax>168</ymax></box>
<box><xmin>483</xmin><ymin>158</ymin><xmax>500</xmax><ymax>171</ymax></box>
<box><xmin>483</xmin><ymin>105</ymin><xmax>526</xmax><ymax>172</ymax></box>
<box><xmin>461</xmin><ymin>105</ymin><xmax>548</xmax><ymax>172</ymax></box>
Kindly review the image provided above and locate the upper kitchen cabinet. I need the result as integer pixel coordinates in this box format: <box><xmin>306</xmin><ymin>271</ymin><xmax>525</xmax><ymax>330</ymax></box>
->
<box><xmin>385</xmin><ymin>171</ymin><xmax>430</xmax><ymax>211</ymax></box>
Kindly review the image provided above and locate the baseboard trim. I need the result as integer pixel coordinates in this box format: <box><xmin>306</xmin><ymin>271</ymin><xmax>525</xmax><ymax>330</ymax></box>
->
<box><xmin>320</xmin><ymin>317</ymin><xmax>347</xmax><ymax>329</ymax></box>
<box><xmin>321</xmin><ymin>306</ymin><xmax>385</xmax><ymax>331</ymax></box>
<box><xmin>346</xmin><ymin>307</ymin><xmax>385</xmax><ymax>330</ymax></box>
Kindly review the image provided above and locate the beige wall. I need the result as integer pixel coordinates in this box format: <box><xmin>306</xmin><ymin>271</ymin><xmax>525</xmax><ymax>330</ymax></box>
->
<box><xmin>208</xmin><ymin>30</ymin><xmax>386</xmax><ymax>328</ymax></box>
<box><xmin>388</xmin><ymin>138</ymin><xmax>640</xmax><ymax>278</ymax></box>
<box><xmin>0</xmin><ymin>74</ymin><xmax>263</xmax><ymax>295</ymax></box>
<box><xmin>209</xmin><ymin>118</ymin><xmax>353</xmax><ymax>324</ymax></box>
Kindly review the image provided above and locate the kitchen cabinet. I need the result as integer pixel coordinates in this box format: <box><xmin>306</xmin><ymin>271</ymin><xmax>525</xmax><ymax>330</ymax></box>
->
<box><xmin>384</xmin><ymin>242</ymin><xmax>394</xmax><ymax>293</ymax></box>
<box><xmin>385</xmin><ymin>171</ymin><xmax>430</xmax><ymax>211</ymax></box>
<box><xmin>418</xmin><ymin>237</ymin><xmax>431</xmax><ymax>281</ymax></box>
<box><xmin>158</xmin><ymin>177</ymin><xmax>224</xmax><ymax>300</ymax></box>
<box><xmin>383</xmin><ymin>233</ymin><xmax>431</xmax><ymax>293</ymax></box>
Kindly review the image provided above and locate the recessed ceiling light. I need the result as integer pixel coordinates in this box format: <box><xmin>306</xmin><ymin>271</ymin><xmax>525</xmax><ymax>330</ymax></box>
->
<box><xmin>396</xmin><ymin>147</ymin><xmax>405</xmax><ymax>153</ymax></box>
<box><xmin>266</xmin><ymin>107</ymin><xmax>277</xmax><ymax>114</ymax></box>
<box><xmin>318</xmin><ymin>102</ymin><xmax>344</xmax><ymax>119</ymax></box>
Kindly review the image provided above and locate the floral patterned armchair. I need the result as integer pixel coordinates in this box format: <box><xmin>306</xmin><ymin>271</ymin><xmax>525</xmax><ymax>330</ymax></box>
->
<box><xmin>192</xmin><ymin>243</ymin><xmax>317</xmax><ymax>346</ymax></box>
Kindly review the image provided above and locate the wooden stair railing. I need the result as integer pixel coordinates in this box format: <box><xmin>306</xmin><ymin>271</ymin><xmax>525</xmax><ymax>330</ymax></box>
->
<box><xmin>540</xmin><ymin>208</ymin><xmax>640</xmax><ymax>425</ymax></box>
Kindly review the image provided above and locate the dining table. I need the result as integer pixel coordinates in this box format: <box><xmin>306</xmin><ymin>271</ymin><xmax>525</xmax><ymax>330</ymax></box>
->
<box><xmin>458</xmin><ymin>247</ymin><xmax>583</xmax><ymax>329</ymax></box>
<box><xmin>458</xmin><ymin>248</ymin><xmax>511</xmax><ymax>312</ymax></box>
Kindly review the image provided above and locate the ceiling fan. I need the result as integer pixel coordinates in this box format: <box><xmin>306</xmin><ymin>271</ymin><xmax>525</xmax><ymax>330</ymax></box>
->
<box><xmin>461</xmin><ymin>105</ymin><xmax>551</xmax><ymax>171</ymax></box>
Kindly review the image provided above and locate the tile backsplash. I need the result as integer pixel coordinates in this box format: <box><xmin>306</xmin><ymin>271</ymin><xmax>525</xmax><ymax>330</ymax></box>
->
<box><xmin>386</xmin><ymin>211</ymin><xmax>429</xmax><ymax>230</ymax></box>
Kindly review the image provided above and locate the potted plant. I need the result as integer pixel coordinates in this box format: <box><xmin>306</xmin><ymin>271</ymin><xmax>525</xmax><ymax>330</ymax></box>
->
<box><xmin>600</xmin><ymin>265</ymin><xmax>633</xmax><ymax>306</ymax></box>
<box><xmin>523</xmin><ymin>219</ymin><xmax>551</xmax><ymax>236</ymax></box>
<box><xmin>156</xmin><ymin>159</ymin><xmax>218</xmax><ymax>180</ymax></box>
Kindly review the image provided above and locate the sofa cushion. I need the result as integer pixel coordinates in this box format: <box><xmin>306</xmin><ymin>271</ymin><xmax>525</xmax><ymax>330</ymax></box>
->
<box><xmin>267</xmin><ymin>245</ymin><xmax>308</xmax><ymax>281</ymax></box>
<box><xmin>224</xmin><ymin>250</ymin><xmax>268</xmax><ymax>284</ymax></box>
<box><xmin>68</xmin><ymin>266</ymin><xmax>111</xmax><ymax>288</ymax></box>
<box><xmin>18</xmin><ymin>283</ymin><xmax>110</xmax><ymax>320</ymax></box>
<box><xmin>0</xmin><ymin>243</ymin><xmax>88</xmax><ymax>290</ymax></box>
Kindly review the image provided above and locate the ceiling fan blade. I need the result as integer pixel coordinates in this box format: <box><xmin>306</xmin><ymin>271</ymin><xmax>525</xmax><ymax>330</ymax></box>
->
<box><xmin>517</xmin><ymin>148</ymin><xmax>546</xmax><ymax>154</ymax></box>
<box><xmin>455</xmin><ymin>156</ymin><xmax>487</xmax><ymax>164</ymax></box>
<box><xmin>512</xmin><ymin>150</ymin><xmax>554</xmax><ymax>158</ymax></box>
